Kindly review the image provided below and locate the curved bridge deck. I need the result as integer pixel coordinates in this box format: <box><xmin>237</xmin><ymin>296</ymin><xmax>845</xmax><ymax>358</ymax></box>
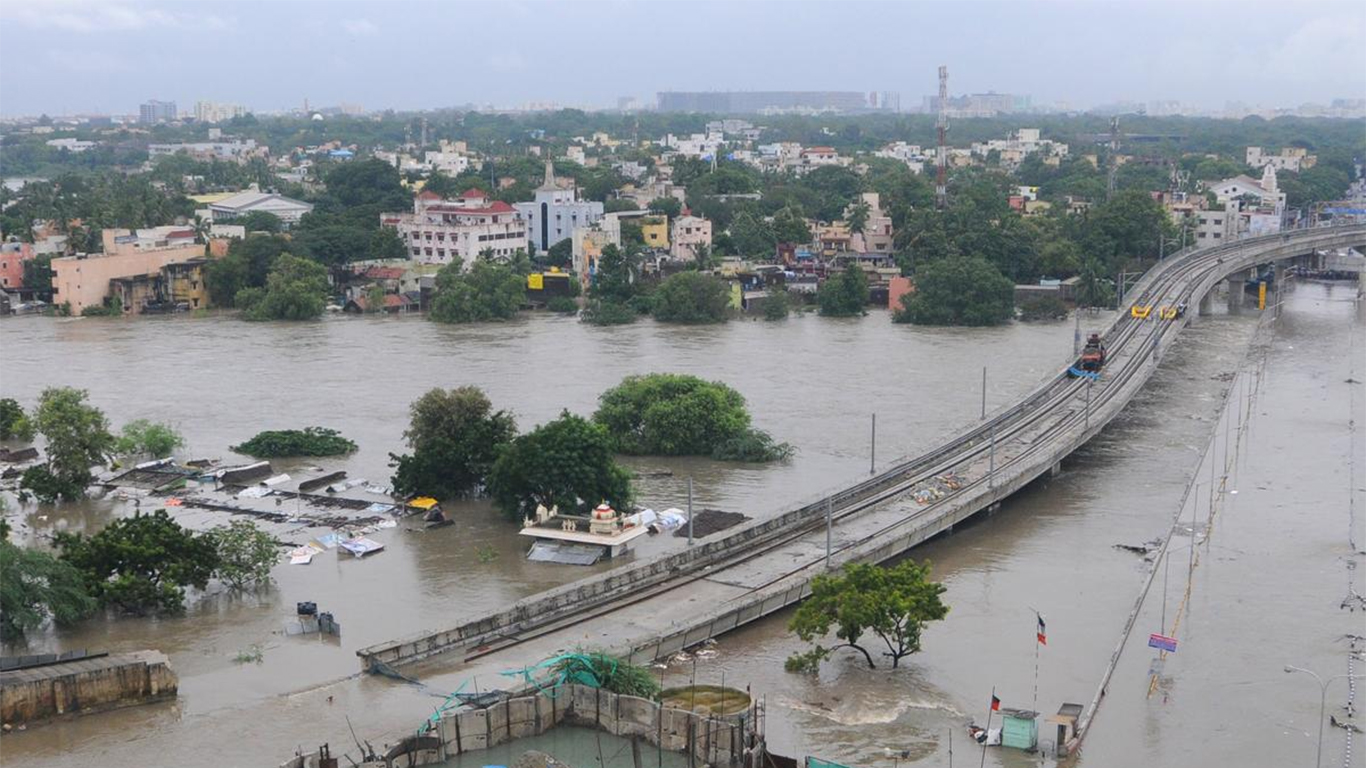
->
<box><xmin>358</xmin><ymin>225</ymin><xmax>1365</xmax><ymax>675</ymax></box>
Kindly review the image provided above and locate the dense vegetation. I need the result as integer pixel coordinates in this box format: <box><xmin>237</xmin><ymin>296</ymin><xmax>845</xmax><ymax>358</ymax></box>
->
<box><xmin>231</xmin><ymin>427</ymin><xmax>356</xmax><ymax>457</ymax></box>
<box><xmin>895</xmin><ymin>256</ymin><xmax>1016</xmax><ymax>326</ymax></box>
<box><xmin>113</xmin><ymin>419</ymin><xmax>184</xmax><ymax>459</ymax></box>
<box><xmin>487</xmin><ymin>412</ymin><xmax>634</xmax><ymax>521</ymax></box>
<box><xmin>651</xmin><ymin>271</ymin><xmax>731</xmax><ymax>324</ymax></box>
<box><xmin>818</xmin><ymin>267</ymin><xmax>870</xmax><ymax>317</ymax></box>
<box><xmin>429</xmin><ymin>257</ymin><xmax>529</xmax><ymax>323</ymax></box>
<box><xmin>593</xmin><ymin>374</ymin><xmax>792</xmax><ymax>462</ymax></box>
<box><xmin>389</xmin><ymin>387</ymin><xmax>517</xmax><ymax>499</ymax></box>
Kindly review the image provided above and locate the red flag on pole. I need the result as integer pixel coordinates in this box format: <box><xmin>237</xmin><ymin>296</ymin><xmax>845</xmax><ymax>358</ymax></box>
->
<box><xmin>990</xmin><ymin>693</ymin><xmax>1001</xmax><ymax>712</ymax></box>
<box><xmin>1037</xmin><ymin>613</ymin><xmax>1047</xmax><ymax>646</ymax></box>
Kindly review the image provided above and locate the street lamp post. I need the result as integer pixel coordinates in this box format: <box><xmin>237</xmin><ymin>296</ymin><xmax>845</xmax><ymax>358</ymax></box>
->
<box><xmin>1283</xmin><ymin>665</ymin><xmax>1364</xmax><ymax>768</ymax></box>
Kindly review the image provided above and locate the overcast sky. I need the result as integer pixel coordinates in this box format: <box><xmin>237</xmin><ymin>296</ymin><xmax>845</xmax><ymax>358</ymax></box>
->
<box><xmin>1</xmin><ymin>0</ymin><xmax>1363</xmax><ymax>116</ymax></box>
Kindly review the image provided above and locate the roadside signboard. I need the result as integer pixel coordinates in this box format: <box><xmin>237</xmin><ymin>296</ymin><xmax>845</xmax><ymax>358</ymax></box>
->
<box><xmin>1148</xmin><ymin>633</ymin><xmax>1178</xmax><ymax>653</ymax></box>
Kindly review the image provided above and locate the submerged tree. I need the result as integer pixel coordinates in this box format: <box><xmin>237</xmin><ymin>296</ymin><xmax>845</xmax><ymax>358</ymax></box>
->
<box><xmin>389</xmin><ymin>387</ymin><xmax>517</xmax><ymax>499</ymax></box>
<box><xmin>20</xmin><ymin>387</ymin><xmax>115</xmax><ymax>502</ymax></box>
<box><xmin>786</xmin><ymin>560</ymin><xmax>949</xmax><ymax>671</ymax></box>
<box><xmin>487</xmin><ymin>411</ymin><xmax>633</xmax><ymax>521</ymax></box>
<box><xmin>113</xmin><ymin>419</ymin><xmax>185</xmax><ymax>459</ymax></box>
<box><xmin>56</xmin><ymin>509</ymin><xmax>220</xmax><ymax>616</ymax></box>
<box><xmin>0</xmin><ymin>541</ymin><xmax>97</xmax><ymax>641</ymax></box>
<box><xmin>208</xmin><ymin>520</ymin><xmax>278</xmax><ymax>591</ymax></box>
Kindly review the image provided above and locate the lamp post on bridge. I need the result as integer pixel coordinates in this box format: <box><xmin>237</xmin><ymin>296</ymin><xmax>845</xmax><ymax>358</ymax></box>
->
<box><xmin>1282</xmin><ymin>665</ymin><xmax>1364</xmax><ymax>768</ymax></box>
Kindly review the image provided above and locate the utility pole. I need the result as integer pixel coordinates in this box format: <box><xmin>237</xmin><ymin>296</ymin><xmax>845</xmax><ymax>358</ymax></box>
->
<box><xmin>687</xmin><ymin>477</ymin><xmax>694</xmax><ymax>546</ymax></box>
<box><xmin>1073</xmin><ymin>310</ymin><xmax>1082</xmax><ymax>357</ymax></box>
<box><xmin>935</xmin><ymin>65</ymin><xmax>949</xmax><ymax>210</ymax></box>
<box><xmin>869</xmin><ymin>413</ymin><xmax>876</xmax><ymax>475</ymax></box>
<box><xmin>825</xmin><ymin>497</ymin><xmax>833</xmax><ymax>569</ymax></box>
<box><xmin>980</xmin><ymin>367</ymin><xmax>987</xmax><ymax>420</ymax></box>
<box><xmin>988</xmin><ymin>424</ymin><xmax>996</xmax><ymax>488</ymax></box>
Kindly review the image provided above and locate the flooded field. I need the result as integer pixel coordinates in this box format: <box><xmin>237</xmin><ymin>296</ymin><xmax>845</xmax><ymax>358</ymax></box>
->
<box><xmin>2</xmin><ymin>288</ymin><xmax>1354</xmax><ymax>768</ymax></box>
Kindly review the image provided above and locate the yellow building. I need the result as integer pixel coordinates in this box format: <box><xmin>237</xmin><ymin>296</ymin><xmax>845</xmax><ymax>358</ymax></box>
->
<box><xmin>641</xmin><ymin>216</ymin><xmax>669</xmax><ymax>250</ymax></box>
<box><xmin>163</xmin><ymin>260</ymin><xmax>209</xmax><ymax>309</ymax></box>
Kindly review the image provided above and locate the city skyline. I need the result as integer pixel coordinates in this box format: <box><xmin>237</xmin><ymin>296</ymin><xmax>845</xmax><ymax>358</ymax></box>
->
<box><xmin>1</xmin><ymin>0</ymin><xmax>1362</xmax><ymax>117</ymax></box>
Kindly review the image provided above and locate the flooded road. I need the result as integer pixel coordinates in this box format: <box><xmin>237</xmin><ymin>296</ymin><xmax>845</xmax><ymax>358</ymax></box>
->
<box><xmin>1</xmin><ymin>308</ymin><xmax>1077</xmax><ymax>766</ymax></box>
<box><xmin>3</xmin><ymin>286</ymin><xmax>1353</xmax><ymax>768</ymax></box>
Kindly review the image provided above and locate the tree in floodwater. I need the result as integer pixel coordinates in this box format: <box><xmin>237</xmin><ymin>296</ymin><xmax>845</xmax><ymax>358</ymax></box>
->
<box><xmin>113</xmin><ymin>419</ymin><xmax>185</xmax><ymax>459</ymax></box>
<box><xmin>208</xmin><ymin>520</ymin><xmax>278</xmax><ymax>591</ymax></box>
<box><xmin>389</xmin><ymin>387</ymin><xmax>517</xmax><ymax>499</ymax></box>
<box><xmin>894</xmin><ymin>256</ymin><xmax>1014</xmax><ymax>326</ymax></box>
<box><xmin>20</xmin><ymin>387</ymin><xmax>115</xmax><ymax>502</ymax></box>
<box><xmin>785</xmin><ymin>560</ymin><xmax>949</xmax><ymax>671</ymax></box>
<box><xmin>0</xmin><ymin>541</ymin><xmax>97</xmax><ymax>641</ymax></box>
<box><xmin>486</xmin><ymin>411</ymin><xmax>633</xmax><ymax>521</ymax></box>
<box><xmin>56</xmin><ymin>509</ymin><xmax>220</xmax><ymax>616</ymax></box>
<box><xmin>0</xmin><ymin>398</ymin><xmax>33</xmax><ymax>441</ymax></box>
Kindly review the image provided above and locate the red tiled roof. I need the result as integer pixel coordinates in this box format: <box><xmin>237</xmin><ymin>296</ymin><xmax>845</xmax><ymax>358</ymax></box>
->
<box><xmin>417</xmin><ymin>190</ymin><xmax>442</xmax><ymax>201</ymax></box>
<box><xmin>458</xmin><ymin>188</ymin><xmax>488</xmax><ymax>199</ymax></box>
<box><xmin>363</xmin><ymin>266</ymin><xmax>406</xmax><ymax>280</ymax></box>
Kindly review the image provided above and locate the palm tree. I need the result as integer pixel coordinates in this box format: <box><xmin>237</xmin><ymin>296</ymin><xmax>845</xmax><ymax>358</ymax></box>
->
<box><xmin>847</xmin><ymin>200</ymin><xmax>871</xmax><ymax>236</ymax></box>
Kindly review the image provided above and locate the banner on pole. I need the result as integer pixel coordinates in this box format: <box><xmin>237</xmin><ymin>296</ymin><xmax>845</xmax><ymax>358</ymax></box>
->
<box><xmin>1148</xmin><ymin>633</ymin><xmax>1177</xmax><ymax>653</ymax></box>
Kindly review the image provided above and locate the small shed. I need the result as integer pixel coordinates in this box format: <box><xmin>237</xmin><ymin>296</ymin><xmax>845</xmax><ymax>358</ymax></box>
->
<box><xmin>1047</xmin><ymin>702</ymin><xmax>1084</xmax><ymax>756</ymax></box>
<box><xmin>999</xmin><ymin>708</ymin><xmax>1038</xmax><ymax>750</ymax></box>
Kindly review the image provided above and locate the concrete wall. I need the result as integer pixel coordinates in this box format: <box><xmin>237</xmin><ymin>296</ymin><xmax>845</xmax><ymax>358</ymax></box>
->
<box><xmin>0</xmin><ymin>651</ymin><xmax>177</xmax><ymax>724</ymax></box>
<box><xmin>282</xmin><ymin>684</ymin><xmax>751</xmax><ymax>768</ymax></box>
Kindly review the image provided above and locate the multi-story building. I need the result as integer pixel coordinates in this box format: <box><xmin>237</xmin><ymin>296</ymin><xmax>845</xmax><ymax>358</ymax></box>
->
<box><xmin>670</xmin><ymin>215</ymin><xmax>712</xmax><ymax>261</ymax></box>
<box><xmin>382</xmin><ymin>188</ymin><xmax>525</xmax><ymax>266</ymax></box>
<box><xmin>45</xmin><ymin>138</ymin><xmax>97</xmax><ymax>152</ymax></box>
<box><xmin>794</xmin><ymin>146</ymin><xmax>845</xmax><ymax>176</ymax></box>
<box><xmin>148</xmin><ymin>139</ymin><xmax>262</xmax><ymax>162</ymax></box>
<box><xmin>514</xmin><ymin>161</ymin><xmax>604</xmax><ymax>253</ymax></box>
<box><xmin>139</xmin><ymin>100</ymin><xmax>177</xmax><ymax>124</ymax></box>
<box><xmin>0</xmin><ymin>241</ymin><xmax>35</xmax><ymax>293</ymax></box>
<box><xmin>571</xmin><ymin>220</ymin><xmax>620</xmax><ymax>288</ymax></box>
<box><xmin>1246</xmin><ymin>146</ymin><xmax>1317</xmax><ymax>173</ymax></box>
<box><xmin>847</xmin><ymin>193</ymin><xmax>894</xmax><ymax>253</ymax></box>
<box><xmin>194</xmin><ymin>101</ymin><xmax>249</xmax><ymax>123</ymax></box>
<box><xmin>641</xmin><ymin>216</ymin><xmax>669</xmax><ymax>250</ymax></box>
<box><xmin>424</xmin><ymin>140</ymin><xmax>471</xmax><ymax>175</ymax></box>
<box><xmin>51</xmin><ymin>227</ymin><xmax>206</xmax><ymax>314</ymax></box>
<box><xmin>970</xmin><ymin>129</ymin><xmax>1068</xmax><ymax>169</ymax></box>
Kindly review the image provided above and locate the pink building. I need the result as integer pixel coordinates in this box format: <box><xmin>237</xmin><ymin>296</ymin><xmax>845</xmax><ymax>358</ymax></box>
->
<box><xmin>0</xmin><ymin>241</ymin><xmax>35</xmax><ymax>292</ymax></box>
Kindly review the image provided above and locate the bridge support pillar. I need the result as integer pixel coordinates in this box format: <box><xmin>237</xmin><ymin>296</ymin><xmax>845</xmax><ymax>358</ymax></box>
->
<box><xmin>1050</xmin><ymin>461</ymin><xmax>1062</xmax><ymax>478</ymax></box>
<box><xmin>1226</xmin><ymin>278</ymin><xmax>1244</xmax><ymax>312</ymax></box>
<box><xmin>1198</xmin><ymin>291</ymin><xmax>1213</xmax><ymax>317</ymax></box>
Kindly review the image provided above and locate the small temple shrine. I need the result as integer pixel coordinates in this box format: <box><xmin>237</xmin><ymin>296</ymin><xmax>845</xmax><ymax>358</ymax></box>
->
<box><xmin>518</xmin><ymin>501</ymin><xmax>649</xmax><ymax>563</ymax></box>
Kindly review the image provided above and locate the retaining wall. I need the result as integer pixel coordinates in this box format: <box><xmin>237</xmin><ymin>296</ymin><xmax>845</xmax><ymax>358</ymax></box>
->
<box><xmin>0</xmin><ymin>650</ymin><xmax>177</xmax><ymax>724</ymax></box>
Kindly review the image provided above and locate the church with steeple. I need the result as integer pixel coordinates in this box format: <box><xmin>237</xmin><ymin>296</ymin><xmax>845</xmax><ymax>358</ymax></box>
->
<box><xmin>514</xmin><ymin>160</ymin><xmax>605</xmax><ymax>253</ymax></box>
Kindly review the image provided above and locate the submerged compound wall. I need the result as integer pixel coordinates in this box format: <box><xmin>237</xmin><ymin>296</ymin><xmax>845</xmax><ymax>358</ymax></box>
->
<box><xmin>0</xmin><ymin>651</ymin><xmax>177</xmax><ymax>724</ymax></box>
<box><xmin>282</xmin><ymin>684</ymin><xmax>752</xmax><ymax>768</ymax></box>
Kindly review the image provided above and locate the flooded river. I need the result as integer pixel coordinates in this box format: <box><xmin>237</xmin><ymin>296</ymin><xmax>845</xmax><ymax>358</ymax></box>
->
<box><xmin>1</xmin><ymin>289</ymin><xmax>1356</xmax><ymax>768</ymax></box>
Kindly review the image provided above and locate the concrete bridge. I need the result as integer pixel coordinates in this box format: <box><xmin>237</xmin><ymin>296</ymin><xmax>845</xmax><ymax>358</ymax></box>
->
<box><xmin>357</xmin><ymin>224</ymin><xmax>1366</xmax><ymax>679</ymax></box>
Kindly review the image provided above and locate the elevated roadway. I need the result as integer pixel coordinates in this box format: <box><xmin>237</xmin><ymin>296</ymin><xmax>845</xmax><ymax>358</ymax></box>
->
<box><xmin>359</xmin><ymin>224</ymin><xmax>1366</xmax><ymax>679</ymax></box>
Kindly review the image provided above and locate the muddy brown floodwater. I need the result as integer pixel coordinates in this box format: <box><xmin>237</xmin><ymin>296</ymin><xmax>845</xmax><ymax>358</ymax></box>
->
<box><xmin>0</xmin><ymin>289</ymin><xmax>1353</xmax><ymax>768</ymax></box>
